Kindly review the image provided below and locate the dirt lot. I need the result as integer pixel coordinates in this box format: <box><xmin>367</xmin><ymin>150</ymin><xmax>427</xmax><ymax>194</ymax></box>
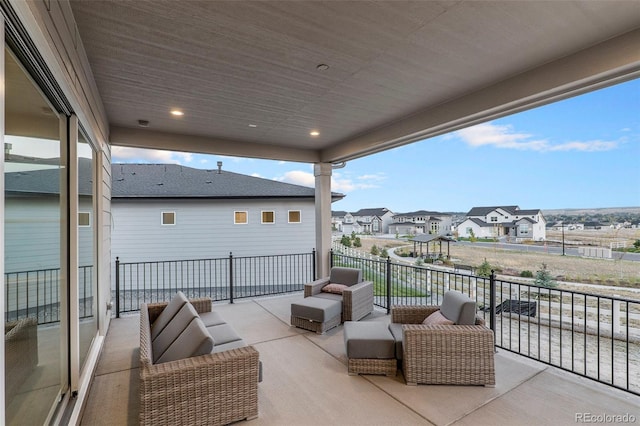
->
<box><xmin>546</xmin><ymin>227</ymin><xmax>639</xmax><ymax>247</ymax></box>
<box><xmin>354</xmin><ymin>235</ymin><xmax>640</xmax><ymax>296</ymax></box>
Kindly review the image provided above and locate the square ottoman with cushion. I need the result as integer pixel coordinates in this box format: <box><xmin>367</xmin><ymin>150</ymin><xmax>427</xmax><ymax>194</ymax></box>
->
<box><xmin>343</xmin><ymin>321</ymin><xmax>397</xmax><ymax>376</ymax></box>
<box><xmin>291</xmin><ymin>297</ymin><xmax>342</xmax><ymax>334</ymax></box>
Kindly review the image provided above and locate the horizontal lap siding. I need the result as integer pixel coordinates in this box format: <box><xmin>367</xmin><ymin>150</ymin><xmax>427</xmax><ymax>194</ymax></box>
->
<box><xmin>111</xmin><ymin>198</ymin><xmax>315</xmax><ymax>264</ymax></box>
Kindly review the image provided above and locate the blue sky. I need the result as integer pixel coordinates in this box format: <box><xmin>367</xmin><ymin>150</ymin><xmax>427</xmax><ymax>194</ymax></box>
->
<box><xmin>113</xmin><ymin>78</ymin><xmax>640</xmax><ymax>213</ymax></box>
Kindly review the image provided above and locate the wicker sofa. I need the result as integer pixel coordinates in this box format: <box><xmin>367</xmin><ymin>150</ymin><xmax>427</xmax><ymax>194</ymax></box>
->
<box><xmin>303</xmin><ymin>267</ymin><xmax>374</xmax><ymax>322</ymax></box>
<box><xmin>390</xmin><ymin>291</ymin><xmax>495</xmax><ymax>386</ymax></box>
<box><xmin>140</xmin><ymin>292</ymin><xmax>260</xmax><ymax>426</ymax></box>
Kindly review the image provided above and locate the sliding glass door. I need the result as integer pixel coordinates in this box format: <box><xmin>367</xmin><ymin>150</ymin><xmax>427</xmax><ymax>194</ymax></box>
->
<box><xmin>4</xmin><ymin>47</ymin><xmax>66</xmax><ymax>424</ymax></box>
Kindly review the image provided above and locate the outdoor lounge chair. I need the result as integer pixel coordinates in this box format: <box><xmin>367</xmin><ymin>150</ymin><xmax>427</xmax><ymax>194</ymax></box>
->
<box><xmin>304</xmin><ymin>266</ymin><xmax>374</xmax><ymax>322</ymax></box>
<box><xmin>390</xmin><ymin>291</ymin><xmax>495</xmax><ymax>386</ymax></box>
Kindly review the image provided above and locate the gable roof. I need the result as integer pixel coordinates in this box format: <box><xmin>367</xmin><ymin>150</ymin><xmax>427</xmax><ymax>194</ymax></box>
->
<box><xmin>5</xmin><ymin>158</ymin><xmax>93</xmax><ymax>196</ymax></box>
<box><xmin>352</xmin><ymin>208</ymin><xmax>391</xmax><ymax>217</ymax></box>
<box><xmin>394</xmin><ymin>210</ymin><xmax>451</xmax><ymax>217</ymax></box>
<box><xmin>466</xmin><ymin>206</ymin><xmax>520</xmax><ymax>216</ymax></box>
<box><xmin>112</xmin><ymin>163</ymin><xmax>345</xmax><ymax>200</ymax></box>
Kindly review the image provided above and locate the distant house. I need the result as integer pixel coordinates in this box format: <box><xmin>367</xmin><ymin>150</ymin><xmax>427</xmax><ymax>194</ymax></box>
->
<box><xmin>111</xmin><ymin>163</ymin><xmax>344</xmax><ymax>263</ymax></box>
<box><xmin>331</xmin><ymin>210</ymin><xmax>348</xmax><ymax>232</ymax></box>
<box><xmin>340</xmin><ymin>207</ymin><xmax>395</xmax><ymax>235</ymax></box>
<box><xmin>389</xmin><ymin>210</ymin><xmax>453</xmax><ymax>236</ymax></box>
<box><xmin>457</xmin><ymin>205</ymin><xmax>546</xmax><ymax>241</ymax></box>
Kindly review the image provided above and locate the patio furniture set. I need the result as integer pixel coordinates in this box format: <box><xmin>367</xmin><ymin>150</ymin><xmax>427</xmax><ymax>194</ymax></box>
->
<box><xmin>138</xmin><ymin>267</ymin><xmax>495</xmax><ymax>425</ymax></box>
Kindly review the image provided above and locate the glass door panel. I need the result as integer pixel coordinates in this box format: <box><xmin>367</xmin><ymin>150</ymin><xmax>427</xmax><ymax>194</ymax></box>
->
<box><xmin>4</xmin><ymin>47</ymin><xmax>65</xmax><ymax>424</ymax></box>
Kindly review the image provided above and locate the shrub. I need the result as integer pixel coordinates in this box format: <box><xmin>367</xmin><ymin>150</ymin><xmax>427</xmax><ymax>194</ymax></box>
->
<box><xmin>476</xmin><ymin>258</ymin><xmax>492</xmax><ymax>277</ymax></box>
<box><xmin>340</xmin><ymin>235</ymin><xmax>351</xmax><ymax>247</ymax></box>
<box><xmin>534</xmin><ymin>263</ymin><xmax>557</xmax><ymax>288</ymax></box>
<box><xmin>380</xmin><ymin>248</ymin><xmax>389</xmax><ymax>258</ymax></box>
<box><xmin>370</xmin><ymin>245</ymin><xmax>379</xmax><ymax>256</ymax></box>
<box><xmin>353</xmin><ymin>237</ymin><xmax>362</xmax><ymax>247</ymax></box>
<box><xmin>520</xmin><ymin>270</ymin><xmax>534</xmax><ymax>278</ymax></box>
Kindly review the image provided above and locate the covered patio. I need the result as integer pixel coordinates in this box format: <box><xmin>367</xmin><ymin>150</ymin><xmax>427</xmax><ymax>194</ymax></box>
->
<box><xmin>411</xmin><ymin>235</ymin><xmax>455</xmax><ymax>260</ymax></box>
<box><xmin>81</xmin><ymin>293</ymin><xmax>640</xmax><ymax>426</ymax></box>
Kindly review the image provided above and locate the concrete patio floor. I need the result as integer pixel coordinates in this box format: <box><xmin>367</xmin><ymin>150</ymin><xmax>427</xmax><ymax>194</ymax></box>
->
<box><xmin>80</xmin><ymin>293</ymin><xmax>640</xmax><ymax>426</ymax></box>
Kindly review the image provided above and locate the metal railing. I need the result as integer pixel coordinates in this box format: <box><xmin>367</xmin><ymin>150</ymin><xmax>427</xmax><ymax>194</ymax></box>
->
<box><xmin>5</xmin><ymin>266</ymin><xmax>94</xmax><ymax>324</ymax></box>
<box><xmin>114</xmin><ymin>251</ymin><xmax>316</xmax><ymax>316</ymax></box>
<box><xmin>332</xmin><ymin>249</ymin><xmax>639</xmax><ymax>396</ymax></box>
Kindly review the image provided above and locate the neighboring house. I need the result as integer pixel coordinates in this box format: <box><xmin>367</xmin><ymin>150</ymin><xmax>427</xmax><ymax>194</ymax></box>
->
<box><xmin>4</xmin><ymin>158</ymin><xmax>94</xmax><ymax>273</ymax></box>
<box><xmin>111</xmin><ymin>163</ymin><xmax>344</xmax><ymax>263</ymax></box>
<box><xmin>457</xmin><ymin>206</ymin><xmax>546</xmax><ymax>241</ymax></box>
<box><xmin>339</xmin><ymin>207</ymin><xmax>394</xmax><ymax>235</ymax></box>
<box><xmin>390</xmin><ymin>210</ymin><xmax>453</xmax><ymax>236</ymax></box>
<box><xmin>331</xmin><ymin>210</ymin><xmax>348</xmax><ymax>232</ymax></box>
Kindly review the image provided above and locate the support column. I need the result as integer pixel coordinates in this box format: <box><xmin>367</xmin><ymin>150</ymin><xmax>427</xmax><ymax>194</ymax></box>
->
<box><xmin>314</xmin><ymin>163</ymin><xmax>332</xmax><ymax>278</ymax></box>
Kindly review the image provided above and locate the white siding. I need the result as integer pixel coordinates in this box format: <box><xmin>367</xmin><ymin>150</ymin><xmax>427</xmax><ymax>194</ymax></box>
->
<box><xmin>111</xmin><ymin>198</ymin><xmax>315</xmax><ymax>264</ymax></box>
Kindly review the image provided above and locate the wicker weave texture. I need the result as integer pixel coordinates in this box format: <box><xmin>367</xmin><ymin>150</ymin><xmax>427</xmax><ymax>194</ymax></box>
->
<box><xmin>402</xmin><ymin>324</ymin><xmax>495</xmax><ymax>386</ymax></box>
<box><xmin>290</xmin><ymin>314</ymin><xmax>341</xmax><ymax>334</ymax></box>
<box><xmin>140</xmin><ymin>302</ymin><xmax>259</xmax><ymax>425</ymax></box>
<box><xmin>348</xmin><ymin>358</ymin><xmax>397</xmax><ymax>376</ymax></box>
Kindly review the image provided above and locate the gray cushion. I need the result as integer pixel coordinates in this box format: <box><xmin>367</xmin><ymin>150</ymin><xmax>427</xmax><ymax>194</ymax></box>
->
<box><xmin>388</xmin><ymin>322</ymin><xmax>404</xmax><ymax>360</ymax></box>
<box><xmin>156</xmin><ymin>317</ymin><xmax>214</xmax><ymax>364</ymax></box>
<box><xmin>207</xmin><ymin>323</ymin><xmax>242</xmax><ymax>346</ymax></box>
<box><xmin>211</xmin><ymin>339</ymin><xmax>247</xmax><ymax>353</ymax></box>
<box><xmin>312</xmin><ymin>292</ymin><xmax>343</xmax><ymax>302</ymax></box>
<box><xmin>329</xmin><ymin>267</ymin><xmax>362</xmax><ymax>286</ymax></box>
<box><xmin>291</xmin><ymin>297</ymin><xmax>342</xmax><ymax>323</ymax></box>
<box><xmin>199</xmin><ymin>311</ymin><xmax>226</xmax><ymax>327</ymax></box>
<box><xmin>152</xmin><ymin>302</ymin><xmax>199</xmax><ymax>363</ymax></box>
<box><xmin>440</xmin><ymin>291</ymin><xmax>477</xmax><ymax>325</ymax></box>
<box><xmin>150</xmin><ymin>291</ymin><xmax>188</xmax><ymax>341</ymax></box>
<box><xmin>344</xmin><ymin>321</ymin><xmax>395</xmax><ymax>359</ymax></box>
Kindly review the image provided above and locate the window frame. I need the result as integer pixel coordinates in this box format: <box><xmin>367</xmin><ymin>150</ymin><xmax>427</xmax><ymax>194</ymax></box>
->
<box><xmin>261</xmin><ymin>210</ymin><xmax>275</xmax><ymax>224</ymax></box>
<box><xmin>78</xmin><ymin>211</ymin><xmax>91</xmax><ymax>227</ymax></box>
<box><xmin>234</xmin><ymin>211</ymin><xmax>248</xmax><ymax>225</ymax></box>
<box><xmin>288</xmin><ymin>210</ymin><xmax>301</xmax><ymax>223</ymax></box>
<box><xmin>161</xmin><ymin>211</ymin><xmax>176</xmax><ymax>226</ymax></box>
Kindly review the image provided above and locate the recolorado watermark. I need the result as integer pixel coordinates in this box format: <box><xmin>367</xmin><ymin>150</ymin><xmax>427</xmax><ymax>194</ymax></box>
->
<box><xmin>576</xmin><ymin>413</ymin><xmax>637</xmax><ymax>423</ymax></box>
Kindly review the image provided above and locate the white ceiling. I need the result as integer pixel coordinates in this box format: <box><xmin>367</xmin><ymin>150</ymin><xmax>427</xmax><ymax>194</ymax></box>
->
<box><xmin>69</xmin><ymin>1</ymin><xmax>640</xmax><ymax>163</ymax></box>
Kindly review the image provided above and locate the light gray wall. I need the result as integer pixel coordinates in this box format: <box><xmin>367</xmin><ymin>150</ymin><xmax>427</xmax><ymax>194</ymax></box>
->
<box><xmin>111</xmin><ymin>198</ymin><xmax>316</xmax><ymax>264</ymax></box>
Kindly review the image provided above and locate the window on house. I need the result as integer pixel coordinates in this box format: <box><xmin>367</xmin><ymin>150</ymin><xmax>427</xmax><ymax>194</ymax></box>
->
<box><xmin>519</xmin><ymin>224</ymin><xmax>530</xmax><ymax>233</ymax></box>
<box><xmin>162</xmin><ymin>211</ymin><xmax>176</xmax><ymax>225</ymax></box>
<box><xmin>234</xmin><ymin>211</ymin><xmax>248</xmax><ymax>224</ymax></box>
<box><xmin>262</xmin><ymin>211</ymin><xmax>275</xmax><ymax>224</ymax></box>
<box><xmin>288</xmin><ymin>210</ymin><xmax>301</xmax><ymax>223</ymax></box>
<box><xmin>490</xmin><ymin>217</ymin><xmax>498</xmax><ymax>222</ymax></box>
<box><xmin>373</xmin><ymin>221</ymin><xmax>379</xmax><ymax>231</ymax></box>
<box><xmin>79</xmin><ymin>212</ymin><xmax>91</xmax><ymax>227</ymax></box>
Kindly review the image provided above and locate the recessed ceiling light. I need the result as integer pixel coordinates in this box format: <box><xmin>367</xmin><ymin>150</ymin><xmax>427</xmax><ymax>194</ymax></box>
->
<box><xmin>170</xmin><ymin>110</ymin><xmax>184</xmax><ymax>116</ymax></box>
<box><xmin>310</xmin><ymin>131</ymin><xmax>320</xmax><ymax>137</ymax></box>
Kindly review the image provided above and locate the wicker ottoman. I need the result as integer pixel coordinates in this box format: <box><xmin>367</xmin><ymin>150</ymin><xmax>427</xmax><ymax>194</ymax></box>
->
<box><xmin>291</xmin><ymin>297</ymin><xmax>342</xmax><ymax>334</ymax></box>
<box><xmin>343</xmin><ymin>321</ymin><xmax>397</xmax><ymax>376</ymax></box>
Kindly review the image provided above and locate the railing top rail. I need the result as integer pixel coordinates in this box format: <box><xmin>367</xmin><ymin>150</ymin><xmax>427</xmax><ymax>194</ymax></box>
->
<box><xmin>116</xmin><ymin>251</ymin><xmax>314</xmax><ymax>266</ymax></box>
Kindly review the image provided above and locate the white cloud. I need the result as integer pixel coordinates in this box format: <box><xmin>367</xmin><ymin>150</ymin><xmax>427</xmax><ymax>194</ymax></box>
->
<box><xmin>275</xmin><ymin>169</ymin><xmax>383</xmax><ymax>193</ymax></box>
<box><xmin>454</xmin><ymin>122</ymin><xmax>619</xmax><ymax>152</ymax></box>
<box><xmin>112</xmin><ymin>146</ymin><xmax>193</xmax><ymax>164</ymax></box>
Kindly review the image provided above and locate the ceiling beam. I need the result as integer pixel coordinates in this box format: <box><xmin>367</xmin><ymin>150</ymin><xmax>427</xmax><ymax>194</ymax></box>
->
<box><xmin>322</xmin><ymin>28</ymin><xmax>640</xmax><ymax>163</ymax></box>
<box><xmin>109</xmin><ymin>126</ymin><xmax>321</xmax><ymax>163</ymax></box>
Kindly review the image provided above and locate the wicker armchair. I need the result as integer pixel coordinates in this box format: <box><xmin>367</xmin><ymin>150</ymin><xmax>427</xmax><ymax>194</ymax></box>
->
<box><xmin>391</xmin><ymin>295</ymin><xmax>495</xmax><ymax>387</ymax></box>
<box><xmin>304</xmin><ymin>267</ymin><xmax>374</xmax><ymax>321</ymax></box>
<box><xmin>140</xmin><ymin>297</ymin><xmax>259</xmax><ymax>426</ymax></box>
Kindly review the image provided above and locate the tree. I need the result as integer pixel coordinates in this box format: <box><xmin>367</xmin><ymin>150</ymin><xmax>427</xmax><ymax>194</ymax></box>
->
<box><xmin>380</xmin><ymin>248</ymin><xmax>389</xmax><ymax>258</ymax></box>
<box><xmin>370</xmin><ymin>245</ymin><xmax>379</xmax><ymax>256</ymax></box>
<box><xmin>340</xmin><ymin>235</ymin><xmax>352</xmax><ymax>247</ymax></box>
<box><xmin>534</xmin><ymin>263</ymin><xmax>557</xmax><ymax>288</ymax></box>
<box><xmin>353</xmin><ymin>237</ymin><xmax>362</xmax><ymax>247</ymax></box>
<box><xmin>469</xmin><ymin>229</ymin><xmax>477</xmax><ymax>243</ymax></box>
<box><xmin>634</xmin><ymin>239</ymin><xmax>640</xmax><ymax>250</ymax></box>
<box><xmin>476</xmin><ymin>258</ymin><xmax>492</xmax><ymax>277</ymax></box>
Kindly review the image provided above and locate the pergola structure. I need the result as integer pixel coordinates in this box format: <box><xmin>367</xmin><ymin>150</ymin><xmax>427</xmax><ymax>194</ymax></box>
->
<box><xmin>411</xmin><ymin>234</ymin><xmax>456</xmax><ymax>260</ymax></box>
